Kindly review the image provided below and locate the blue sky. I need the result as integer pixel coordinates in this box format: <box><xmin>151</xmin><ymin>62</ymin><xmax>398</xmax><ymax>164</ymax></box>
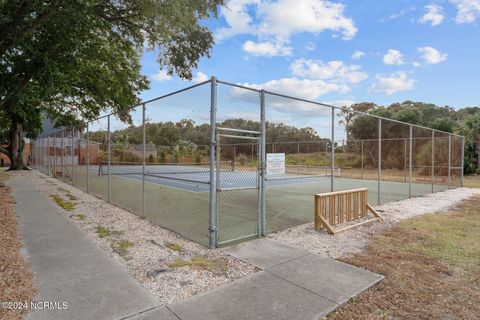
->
<box><xmin>140</xmin><ymin>0</ymin><xmax>479</xmax><ymax>111</ymax></box>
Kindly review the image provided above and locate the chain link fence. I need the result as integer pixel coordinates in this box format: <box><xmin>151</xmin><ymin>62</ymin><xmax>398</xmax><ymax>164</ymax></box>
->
<box><xmin>31</xmin><ymin>78</ymin><xmax>465</xmax><ymax>248</ymax></box>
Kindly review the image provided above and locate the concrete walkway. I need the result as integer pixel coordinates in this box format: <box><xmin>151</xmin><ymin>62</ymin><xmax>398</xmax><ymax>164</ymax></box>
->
<box><xmin>8</xmin><ymin>175</ymin><xmax>167</xmax><ymax>320</ymax></box>
<box><xmin>166</xmin><ymin>239</ymin><xmax>383</xmax><ymax>320</ymax></box>
<box><xmin>9</xmin><ymin>173</ymin><xmax>383</xmax><ymax>320</ymax></box>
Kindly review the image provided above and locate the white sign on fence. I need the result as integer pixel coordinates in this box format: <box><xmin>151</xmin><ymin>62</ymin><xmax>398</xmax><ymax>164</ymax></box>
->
<box><xmin>266</xmin><ymin>153</ymin><xmax>285</xmax><ymax>176</ymax></box>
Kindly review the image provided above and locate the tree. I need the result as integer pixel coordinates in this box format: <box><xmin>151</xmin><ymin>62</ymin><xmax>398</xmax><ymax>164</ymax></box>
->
<box><xmin>0</xmin><ymin>0</ymin><xmax>225</xmax><ymax>170</ymax></box>
<box><xmin>462</xmin><ymin>113</ymin><xmax>480</xmax><ymax>174</ymax></box>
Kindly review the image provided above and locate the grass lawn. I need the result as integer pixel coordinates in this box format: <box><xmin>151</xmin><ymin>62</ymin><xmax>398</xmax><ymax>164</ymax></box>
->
<box><xmin>464</xmin><ymin>175</ymin><xmax>480</xmax><ymax>188</ymax></box>
<box><xmin>327</xmin><ymin>194</ymin><xmax>480</xmax><ymax>320</ymax></box>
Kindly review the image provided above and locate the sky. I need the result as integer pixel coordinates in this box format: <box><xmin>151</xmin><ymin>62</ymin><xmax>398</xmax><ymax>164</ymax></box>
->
<box><xmin>100</xmin><ymin>0</ymin><xmax>480</xmax><ymax>136</ymax></box>
<box><xmin>140</xmin><ymin>0</ymin><xmax>479</xmax><ymax>109</ymax></box>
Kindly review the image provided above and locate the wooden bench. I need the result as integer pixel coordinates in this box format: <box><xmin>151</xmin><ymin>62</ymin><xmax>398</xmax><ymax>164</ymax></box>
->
<box><xmin>314</xmin><ymin>188</ymin><xmax>381</xmax><ymax>234</ymax></box>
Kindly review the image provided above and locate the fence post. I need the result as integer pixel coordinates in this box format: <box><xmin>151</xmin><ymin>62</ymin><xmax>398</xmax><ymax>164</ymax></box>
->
<box><xmin>448</xmin><ymin>134</ymin><xmax>451</xmax><ymax>188</ymax></box>
<box><xmin>108</xmin><ymin>115</ymin><xmax>111</xmax><ymax>202</ymax></box>
<box><xmin>361</xmin><ymin>140</ymin><xmax>364</xmax><ymax>180</ymax></box>
<box><xmin>142</xmin><ymin>103</ymin><xmax>146</xmax><ymax>218</ymax></box>
<box><xmin>259</xmin><ymin>89</ymin><xmax>266</xmax><ymax>236</ymax></box>
<box><xmin>404</xmin><ymin>138</ymin><xmax>407</xmax><ymax>182</ymax></box>
<box><xmin>431</xmin><ymin>131</ymin><xmax>435</xmax><ymax>193</ymax></box>
<box><xmin>409</xmin><ymin>125</ymin><xmax>413</xmax><ymax>198</ymax></box>
<box><xmin>209</xmin><ymin>77</ymin><xmax>217</xmax><ymax>249</ymax></box>
<box><xmin>461</xmin><ymin>135</ymin><xmax>465</xmax><ymax>187</ymax></box>
<box><xmin>86</xmin><ymin>123</ymin><xmax>90</xmax><ymax>193</ymax></box>
<box><xmin>61</xmin><ymin>131</ymin><xmax>64</xmax><ymax>181</ymax></box>
<box><xmin>331</xmin><ymin>108</ymin><xmax>335</xmax><ymax>192</ymax></box>
<box><xmin>47</xmin><ymin>135</ymin><xmax>51</xmax><ymax>175</ymax></box>
<box><xmin>71</xmin><ymin>129</ymin><xmax>74</xmax><ymax>185</ymax></box>
<box><xmin>378</xmin><ymin>119</ymin><xmax>381</xmax><ymax>205</ymax></box>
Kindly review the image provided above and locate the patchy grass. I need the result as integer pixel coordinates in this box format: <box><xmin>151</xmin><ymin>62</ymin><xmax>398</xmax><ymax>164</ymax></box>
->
<box><xmin>95</xmin><ymin>225</ymin><xmax>112</xmax><ymax>238</ymax></box>
<box><xmin>50</xmin><ymin>194</ymin><xmax>76</xmax><ymax>211</ymax></box>
<box><xmin>57</xmin><ymin>187</ymin><xmax>69</xmax><ymax>192</ymax></box>
<box><xmin>464</xmin><ymin>175</ymin><xmax>480</xmax><ymax>188</ymax></box>
<box><xmin>327</xmin><ymin>195</ymin><xmax>480</xmax><ymax>320</ymax></box>
<box><xmin>95</xmin><ymin>225</ymin><xmax>122</xmax><ymax>238</ymax></box>
<box><xmin>164</xmin><ymin>242</ymin><xmax>183</xmax><ymax>252</ymax></box>
<box><xmin>167</xmin><ymin>257</ymin><xmax>225</xmax><ymax>270</ymax></box>
<box><xmin>76</xmin><ymin>214</ymin><xmax>86</xmax><ymax>221</ymax></box>
<box><xmin>111</xmin><ymin>240</ymin><xmax>134</xmax><ymax>259</ymax></box>
<box><xmin>0</xmin><ymin>171</ymin><xmax>9</xmax><ymax>181</ymax></box>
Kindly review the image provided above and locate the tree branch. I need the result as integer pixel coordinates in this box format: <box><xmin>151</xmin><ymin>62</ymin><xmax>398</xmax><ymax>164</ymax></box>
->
<box><xmin>0</xmin><ymin>0</ymin><xmax>62</xmax><ymax>58</ymax></box>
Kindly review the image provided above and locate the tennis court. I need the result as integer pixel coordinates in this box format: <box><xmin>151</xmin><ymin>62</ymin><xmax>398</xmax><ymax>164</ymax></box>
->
<box><xmin>32</xmin><ymin>78</ymin><xmax>464</xmax><ymax>248</ymax></box>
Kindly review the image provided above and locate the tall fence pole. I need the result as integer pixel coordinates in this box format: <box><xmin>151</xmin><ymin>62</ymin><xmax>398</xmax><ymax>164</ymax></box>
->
<box><xmin>331</xmin><ymin>108</ymin><xmax>335</xmax><ymax>192</ymax></box>
<box><xmin>461</xmin><ymin>136</ymin><xmax>465</xmax><ymax>187</ymax></box>
<box><xmin>47</xmin><ymin>135</ymin><xmax>51</xmax><ymax>175</ymax></box>
<box><xmin>209</xmin><ymin>77</ymin><xmax>217</xmax><ymax>249</ymax></box>
<box><xmin>61</xmin><ymin>131</ymin><xmax>64</xmax><ymax>181</ymax></box>
<box><xmin>409</xmin><ymin>125</ymin><xmax>413</xmax><ymax>198</ymax></box>
<box><xmin>378</xmin><ymin>119</ymin><xmax>381</xmax><ymax>205</ymax></box>
<box><xmin>71</xmin><ymin>129</ymin><xmax>74</xmax><ymax>185</ymax></box>
<box><xmin>448</xmin><ymin>134</ymin><xmax>451</xmax><ymax>188</ymax></box>
<box><xmin>431</xmin><ymin>131</ymin><xmax>435</xmax><ymax>193</ymax></box>
<box><xmin>86</xmin><ymin>123</ymin><xmax>90</xmax><ymax>193</ymax></box>
<box><xmin>108</xmin><ymin>115</ymin><xmax>111</xmax><ymax>202</ymax></box>
<box><xmin>142</xmin><ymin>103</ymin><xmax>146</xmax><ymax>218</ymax></box>
<box><xmin>259</xmin><ymin>89</ymin><xmax>266</xmax><ymax>236</ymax></box>
<box><xmin>361</xmin><ymin>140</ymin><xmax>364</xmax><ymax>180</ymax></box>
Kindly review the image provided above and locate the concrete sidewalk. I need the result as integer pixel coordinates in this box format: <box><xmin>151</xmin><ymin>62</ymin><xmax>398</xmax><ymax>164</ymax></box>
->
<box><xmin>9</xmin><ymin>173</ymin><xmax>383</xmax><ymax>320</ymax></box>
<box><xmin>166</xmin><ymin>239</ymin><xmax>383</xmax><ymax>320</ymax></box>
<box><xmin>8</xmin><ymin>174</ymin><xmax>171</xmax><ymax>320</ymax></box>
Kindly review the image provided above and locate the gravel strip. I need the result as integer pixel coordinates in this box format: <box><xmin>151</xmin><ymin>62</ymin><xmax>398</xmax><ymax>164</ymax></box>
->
<box><xmin>270</xmin><ymin>187</ymin><xmax>480</xmax><ymax>259</ymax></box>
<box><xmin>21</xmin><ymin>170</ymin><xmax>255</xmax><ymax>306</ymax></box>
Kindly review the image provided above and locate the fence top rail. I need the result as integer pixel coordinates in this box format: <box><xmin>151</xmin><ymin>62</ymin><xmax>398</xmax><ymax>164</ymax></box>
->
<box><xmin>316</xmin><ymin>188</ymin><xmax>368</xmax><ymax>197</ymax></box>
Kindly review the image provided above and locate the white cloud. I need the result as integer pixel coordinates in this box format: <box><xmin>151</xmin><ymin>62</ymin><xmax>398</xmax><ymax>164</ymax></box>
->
<box><xmin>368</xmin><ymin>71</ymin><xmax>415</xmax><ymax>95</ymax></box>
<box><xmin>150</xmin><ymin>70</ymin><xmax>172</xmax><ymax>82</ymax></box>
<box><xmin>351</xmin><ymin>50</ymin><xmax>365</xmax><ymax>60</ymax></box>
<box><xmin>417</xmin><ymin>46</ymin><xmax>447</xmax><ymax>64</ymax></box>
<box><xmin>418</xmin><ymin>4</ymin><xmax>445</xmax><ymax>26</ymax></box>
<box><xmin>383</xmin><ymin>49</ymin><xmax>405</xmax><ymax>65</ymax></box>
<box><xmin>450</xmin><ymin>0</ymin><xmax>480</xmax><ymax>23</ymax></box>
<box><xmin>216</xmin><ymin>0</ymin><xmax>357</xmax><ymax>53</ymax></box>
<box><xmin>191</xmin><ymin>72</ymin><xmax>209</xmax><ymax>83</ymax></box>
<box><xmin>245</xmin><ymin>78</ymin><xmax>349</xmax><ymax>99</ymax></box>
<box><xmin>290</xmin><ymin>59</ymin><xmax>368</xmax><ymax>85</ymax></box>
<box><xmin>242</xmin><ymin>40</ymin><xmax>292</xmax><ymax>57</ymax></box>
<box><xmin>412</xmin><ymin>61</ymin><xmax>421</xmax><ymax>67</ymax></box>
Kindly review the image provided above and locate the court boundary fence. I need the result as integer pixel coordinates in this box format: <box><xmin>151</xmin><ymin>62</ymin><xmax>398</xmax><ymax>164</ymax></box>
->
<box><xmin>31</xmin><ymin>77</ymin><xmax>465</xmax><ymax>248</ymax></box>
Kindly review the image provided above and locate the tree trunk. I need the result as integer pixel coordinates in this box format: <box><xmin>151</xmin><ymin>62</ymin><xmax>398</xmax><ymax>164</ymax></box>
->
<box><xmin>8</xmin><ymin>122</ymin><xmax>29</xmax><ymax>170</ymax></box>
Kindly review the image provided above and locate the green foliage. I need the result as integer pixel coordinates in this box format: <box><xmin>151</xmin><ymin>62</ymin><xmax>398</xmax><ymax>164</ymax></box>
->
<box><xmin>147</xmin><ymin>154</ymin><xmax>155</xmax><ymax>163</ymax></box>
<box><xmin>95</xmin><ymin>225</ymin><xmax>112</xmax><ymax>238</ymax></box>
<box><xmin>0</xmin><ymin>0</ymin><xmax>225</xmax><ymax>169</ymax></box>
<box><xmin>111</xmin><ymin>239</ymin><xmax>134</xmax><ymax>259</ymax></box>
<box><xmin>159</xmin><ymin>150</ymin><xmax>167</xmax><ymax>163</ymax></box>
<box><xmin>164</xmin><ymin>242</ymin><xmax>183</xmax><ymax>252</ymax></box>
<box><xmin>50</xmin><ymin>194</ymin><xmax>76</xmax><ymax>211</ymax></box>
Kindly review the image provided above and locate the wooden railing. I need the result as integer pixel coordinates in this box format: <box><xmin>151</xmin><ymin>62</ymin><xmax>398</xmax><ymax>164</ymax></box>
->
<box><xmin>314</xmin><ymin>188</ymin><xmax>381</xmax><ymax>234</ymax></box>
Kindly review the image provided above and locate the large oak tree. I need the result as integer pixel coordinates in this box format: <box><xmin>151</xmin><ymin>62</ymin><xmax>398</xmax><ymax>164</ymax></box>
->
<box><xmin>0</xmin><ymin>0</ymin><xmax>224</xmax><ymax>169</ymax></box>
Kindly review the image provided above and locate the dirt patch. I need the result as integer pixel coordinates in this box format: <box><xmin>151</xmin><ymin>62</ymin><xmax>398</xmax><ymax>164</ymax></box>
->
<box><xmin>327</xmin><ymin>196</ymin><xmax>480</xmax><ymax>320</ymax></box>
<box><xmin>0</xmin><ymin>175</ymin><xmax>36</xmax><ymax>320</ymax></box>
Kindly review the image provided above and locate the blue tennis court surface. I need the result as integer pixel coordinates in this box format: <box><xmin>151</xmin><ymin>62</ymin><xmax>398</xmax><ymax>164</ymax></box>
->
<box><xmin>92</xmin><ymin>164</ymin><xmax>331</xmax><ymax>193</ymax></box>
